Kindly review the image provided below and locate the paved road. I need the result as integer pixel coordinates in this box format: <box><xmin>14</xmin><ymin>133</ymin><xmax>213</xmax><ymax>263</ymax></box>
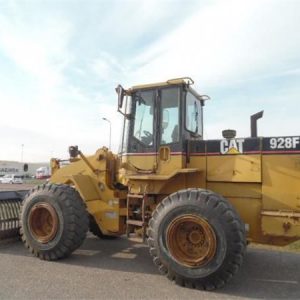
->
<box><xmin>0</xmin><ymin>235</ymin><xmax>299</xmax><ymax>299</ymax></box>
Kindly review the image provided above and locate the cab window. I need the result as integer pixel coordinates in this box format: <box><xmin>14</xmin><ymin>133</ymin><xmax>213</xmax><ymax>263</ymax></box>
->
<box><xmin>185</xmin><ymin>92</ymin><xmax>202</xmax><ymax>136</ymax></box>
<box><xmin>160</xmin><ymin>88</ymin><xmax>180</xmax><ymax>144</ymax></box>
<box><xmin>133</xmin><ymin>91</ymin><xmax>154</xmax><ymax>146</ymax></box>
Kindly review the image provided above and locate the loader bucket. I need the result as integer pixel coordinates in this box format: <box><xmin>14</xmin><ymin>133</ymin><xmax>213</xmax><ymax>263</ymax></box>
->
<box><xmin>0</xmin><ymin>190</ymin><xmax>28</xmax><ymax>240</ymax></box>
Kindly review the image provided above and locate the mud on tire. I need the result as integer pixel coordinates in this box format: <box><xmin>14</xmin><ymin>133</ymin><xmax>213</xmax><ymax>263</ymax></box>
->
<box><xmin>20</xmin><ymin>184</ymin><xmax>89</xmax><ymax>260</ymax></box>
<box><xmin>147</xmin><ymin>188</ymin><xmax>246</xmax><ymax>290</ymax></box>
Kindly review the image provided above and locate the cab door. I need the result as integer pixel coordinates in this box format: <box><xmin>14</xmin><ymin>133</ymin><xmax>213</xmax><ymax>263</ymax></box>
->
<box><xmin>126</xmin><ymin>89</ymin><xmax>157</xmax><ymax>171</ymax></box>
<box><xmin>157</xmin><ymin>87</ymin><xmax>184</xmax><ymax>175</ymax></box>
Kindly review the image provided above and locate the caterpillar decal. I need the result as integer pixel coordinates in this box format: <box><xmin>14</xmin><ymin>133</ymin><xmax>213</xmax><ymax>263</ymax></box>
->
<box><xmin>190</xmin><ymin>136</ymin><xmax>300</xmax><ymax>156</ymax></box>
<box><xmin>220</xmin><ymin>139</ymin><xmax>245</xmax><ymax>154</ymax></box>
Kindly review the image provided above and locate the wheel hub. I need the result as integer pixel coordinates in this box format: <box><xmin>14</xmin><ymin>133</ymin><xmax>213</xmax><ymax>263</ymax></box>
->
<box><xmin>188</xmin><ymin>230</ymin><xmax>203</xmax><ymax>245</ymax></box>
<box><xmin>28</xmin><ymin>202</ymin><xmax>59</xmax><ymax>243</ymax></box>
<box><xmin>166</xmin><ymin>214</ymin><xmax>217</xmax><ymax>267</ymax></box>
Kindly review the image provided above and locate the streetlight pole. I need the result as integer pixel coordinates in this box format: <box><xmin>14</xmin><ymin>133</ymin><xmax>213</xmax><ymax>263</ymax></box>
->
<box><xmin>102</xmin><ymin>117</ymin><xmax>111</xmax><ymax>150</ymax></box>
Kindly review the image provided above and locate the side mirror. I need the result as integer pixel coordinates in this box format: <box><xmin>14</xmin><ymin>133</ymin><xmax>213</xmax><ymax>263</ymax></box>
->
<box><xmin>115</xmin><ymin>84</ymin><xmax>125</xmax><ymax>109</ymax></box>
<box><xmin>162</xmin><ymin>110</ymin><xmax>169</xmax><ymax>130</ymax></box>
<box><xmin>23</xmin><ymin>163</ymin><xmax>28</xmax><ymax>172</ymax></box>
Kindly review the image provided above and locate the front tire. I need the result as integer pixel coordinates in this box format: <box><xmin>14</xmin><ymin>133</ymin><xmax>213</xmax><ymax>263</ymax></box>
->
<box><xmin>147</xmin><ymin>189</ymin><xmax>246</xmax><ymax>290</ymax></box>
<box><xmin>20</xmin><ymin>184</ymin><xmax>89</xmax><ymax>260</ymax></box>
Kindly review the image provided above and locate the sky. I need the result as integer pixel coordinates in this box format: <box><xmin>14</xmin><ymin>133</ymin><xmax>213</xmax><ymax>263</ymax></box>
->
<box><xmin>0</xmin><ymin>0</ymin><xmax>299</xmax><ymax>162</ymax></box>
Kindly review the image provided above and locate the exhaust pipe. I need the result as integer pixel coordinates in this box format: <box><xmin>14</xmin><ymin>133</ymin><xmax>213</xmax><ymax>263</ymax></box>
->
<box><xmin>251</xmin><ymin>111</ymin><xmax>264</xmax><ymax>138</ymax></box>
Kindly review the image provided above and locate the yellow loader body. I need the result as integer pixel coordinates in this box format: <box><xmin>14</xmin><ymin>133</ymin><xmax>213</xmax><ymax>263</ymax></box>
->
<box><xmin>15</xmin><ymin>77</ymin><xmax>300</xmax><ymax>290</ymax></box>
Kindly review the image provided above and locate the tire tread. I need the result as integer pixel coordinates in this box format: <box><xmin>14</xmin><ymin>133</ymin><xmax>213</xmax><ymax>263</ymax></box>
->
<box><xmin>147</xmin><ymin>188</ymin><xmax>246</xmax><ymax>290</ymax></box>
<box><xmin>20</xmin><ymin>183</ymin><xmax>89</xmax><ymax>261</ymax></box>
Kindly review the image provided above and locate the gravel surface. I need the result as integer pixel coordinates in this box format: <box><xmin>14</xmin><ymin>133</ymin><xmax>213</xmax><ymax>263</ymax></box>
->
<box><xmin>0</xmin><ymin>235</ymin><xmax>299</xmax><ymax>299</ymax></box>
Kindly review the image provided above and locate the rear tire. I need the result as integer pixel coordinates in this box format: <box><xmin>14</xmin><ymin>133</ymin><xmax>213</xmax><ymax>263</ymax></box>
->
<box><xmin>147</xmin><ymin>188</ymin><xmax>246</xmax><ymax>290</ymax></box>
<box><xmin>20</xmin><ymin>184</ymin><xmax>88</xmax><ymax>260</ymax></box>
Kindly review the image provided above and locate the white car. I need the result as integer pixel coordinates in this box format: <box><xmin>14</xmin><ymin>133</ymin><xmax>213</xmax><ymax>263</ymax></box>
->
<box><xmin>0</xmin><ymin>174</ymin><xmax>23</xmax><ymax>184</ymax></box>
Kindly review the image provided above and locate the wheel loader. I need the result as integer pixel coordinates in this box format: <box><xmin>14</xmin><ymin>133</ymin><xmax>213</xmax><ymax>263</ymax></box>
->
<box><xmin>1</xmin><ymin>77</ymin><xmax>300</xmax><ymax>290</ymax></box>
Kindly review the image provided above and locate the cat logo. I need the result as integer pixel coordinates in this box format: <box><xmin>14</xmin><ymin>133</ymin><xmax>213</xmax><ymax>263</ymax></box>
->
<box><xmin>220</xmin><ymin>139</ymin><xmax>245</xmax><ymax>154</ymax></box>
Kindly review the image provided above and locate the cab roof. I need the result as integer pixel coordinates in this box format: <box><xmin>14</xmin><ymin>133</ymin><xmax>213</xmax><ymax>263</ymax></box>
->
<box><xmin>130</xmin><ymin>77</ymin><xmax>193</xmax><ymax>91</ymax></box>
<box><xmin>128</xmin><ymin>77</ymin><xmax>208</xmax><ymax>101</ymax></box>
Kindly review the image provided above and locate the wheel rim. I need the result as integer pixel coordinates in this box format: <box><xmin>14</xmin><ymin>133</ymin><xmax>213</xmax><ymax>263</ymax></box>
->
<box><xmin>28</xmin><ymin>202</ymin><xmax>59</xmax><ymax>243</ymax></box>
<box><xmin>166</xmin><ymin>214</ymin><xmax>217</xmax><ymax>267</ymax></box>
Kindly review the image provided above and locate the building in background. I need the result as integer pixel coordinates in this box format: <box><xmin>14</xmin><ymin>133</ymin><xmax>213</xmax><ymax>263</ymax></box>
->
<box><xmin>0</xmin><ymin>160</ymin><xmax>49</xmax><ymax>178</ymax></box>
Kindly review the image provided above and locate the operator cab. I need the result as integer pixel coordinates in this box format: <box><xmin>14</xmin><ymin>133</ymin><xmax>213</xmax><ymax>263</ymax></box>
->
<box><xmin>117</xmin><ymin>78</ymin><xmax>209</xmax><ymax>172</ymax></box>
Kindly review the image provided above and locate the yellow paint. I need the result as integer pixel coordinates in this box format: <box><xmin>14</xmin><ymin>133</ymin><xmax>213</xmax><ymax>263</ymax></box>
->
<box><xmin>227</xmin><ymin>147</ymin><xmax>240</xmax><ymax>154</ymax></box>
<box><xmin>262</xmin><ymin>155</ymin><xmax>300</xmax><ymax>211</ymax></box>
<box><xmin>207</xmin><ymin>155</ymin><xmax>261</xmax><ymax>182</ymax></box>
<box><xmin>262</xmin><ymin>215</ymin><xmax>300</xmax><ymax>237</ymax></box>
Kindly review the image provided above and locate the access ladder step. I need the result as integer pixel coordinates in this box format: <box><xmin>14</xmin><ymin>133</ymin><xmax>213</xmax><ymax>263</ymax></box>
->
<box><xmin>126</xmin><ymin>193</ymin><xmax>149</xmax><ymax>242</ymax></box>
<box><xmin>127</xmin><ymin>194</ymin><xmax>144</xmax><ymax>199</ymax></box>
<box><xmin>126</xmin><ymin>220</ymin><xmax>145</xmax><ymax>226</ymax></box>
